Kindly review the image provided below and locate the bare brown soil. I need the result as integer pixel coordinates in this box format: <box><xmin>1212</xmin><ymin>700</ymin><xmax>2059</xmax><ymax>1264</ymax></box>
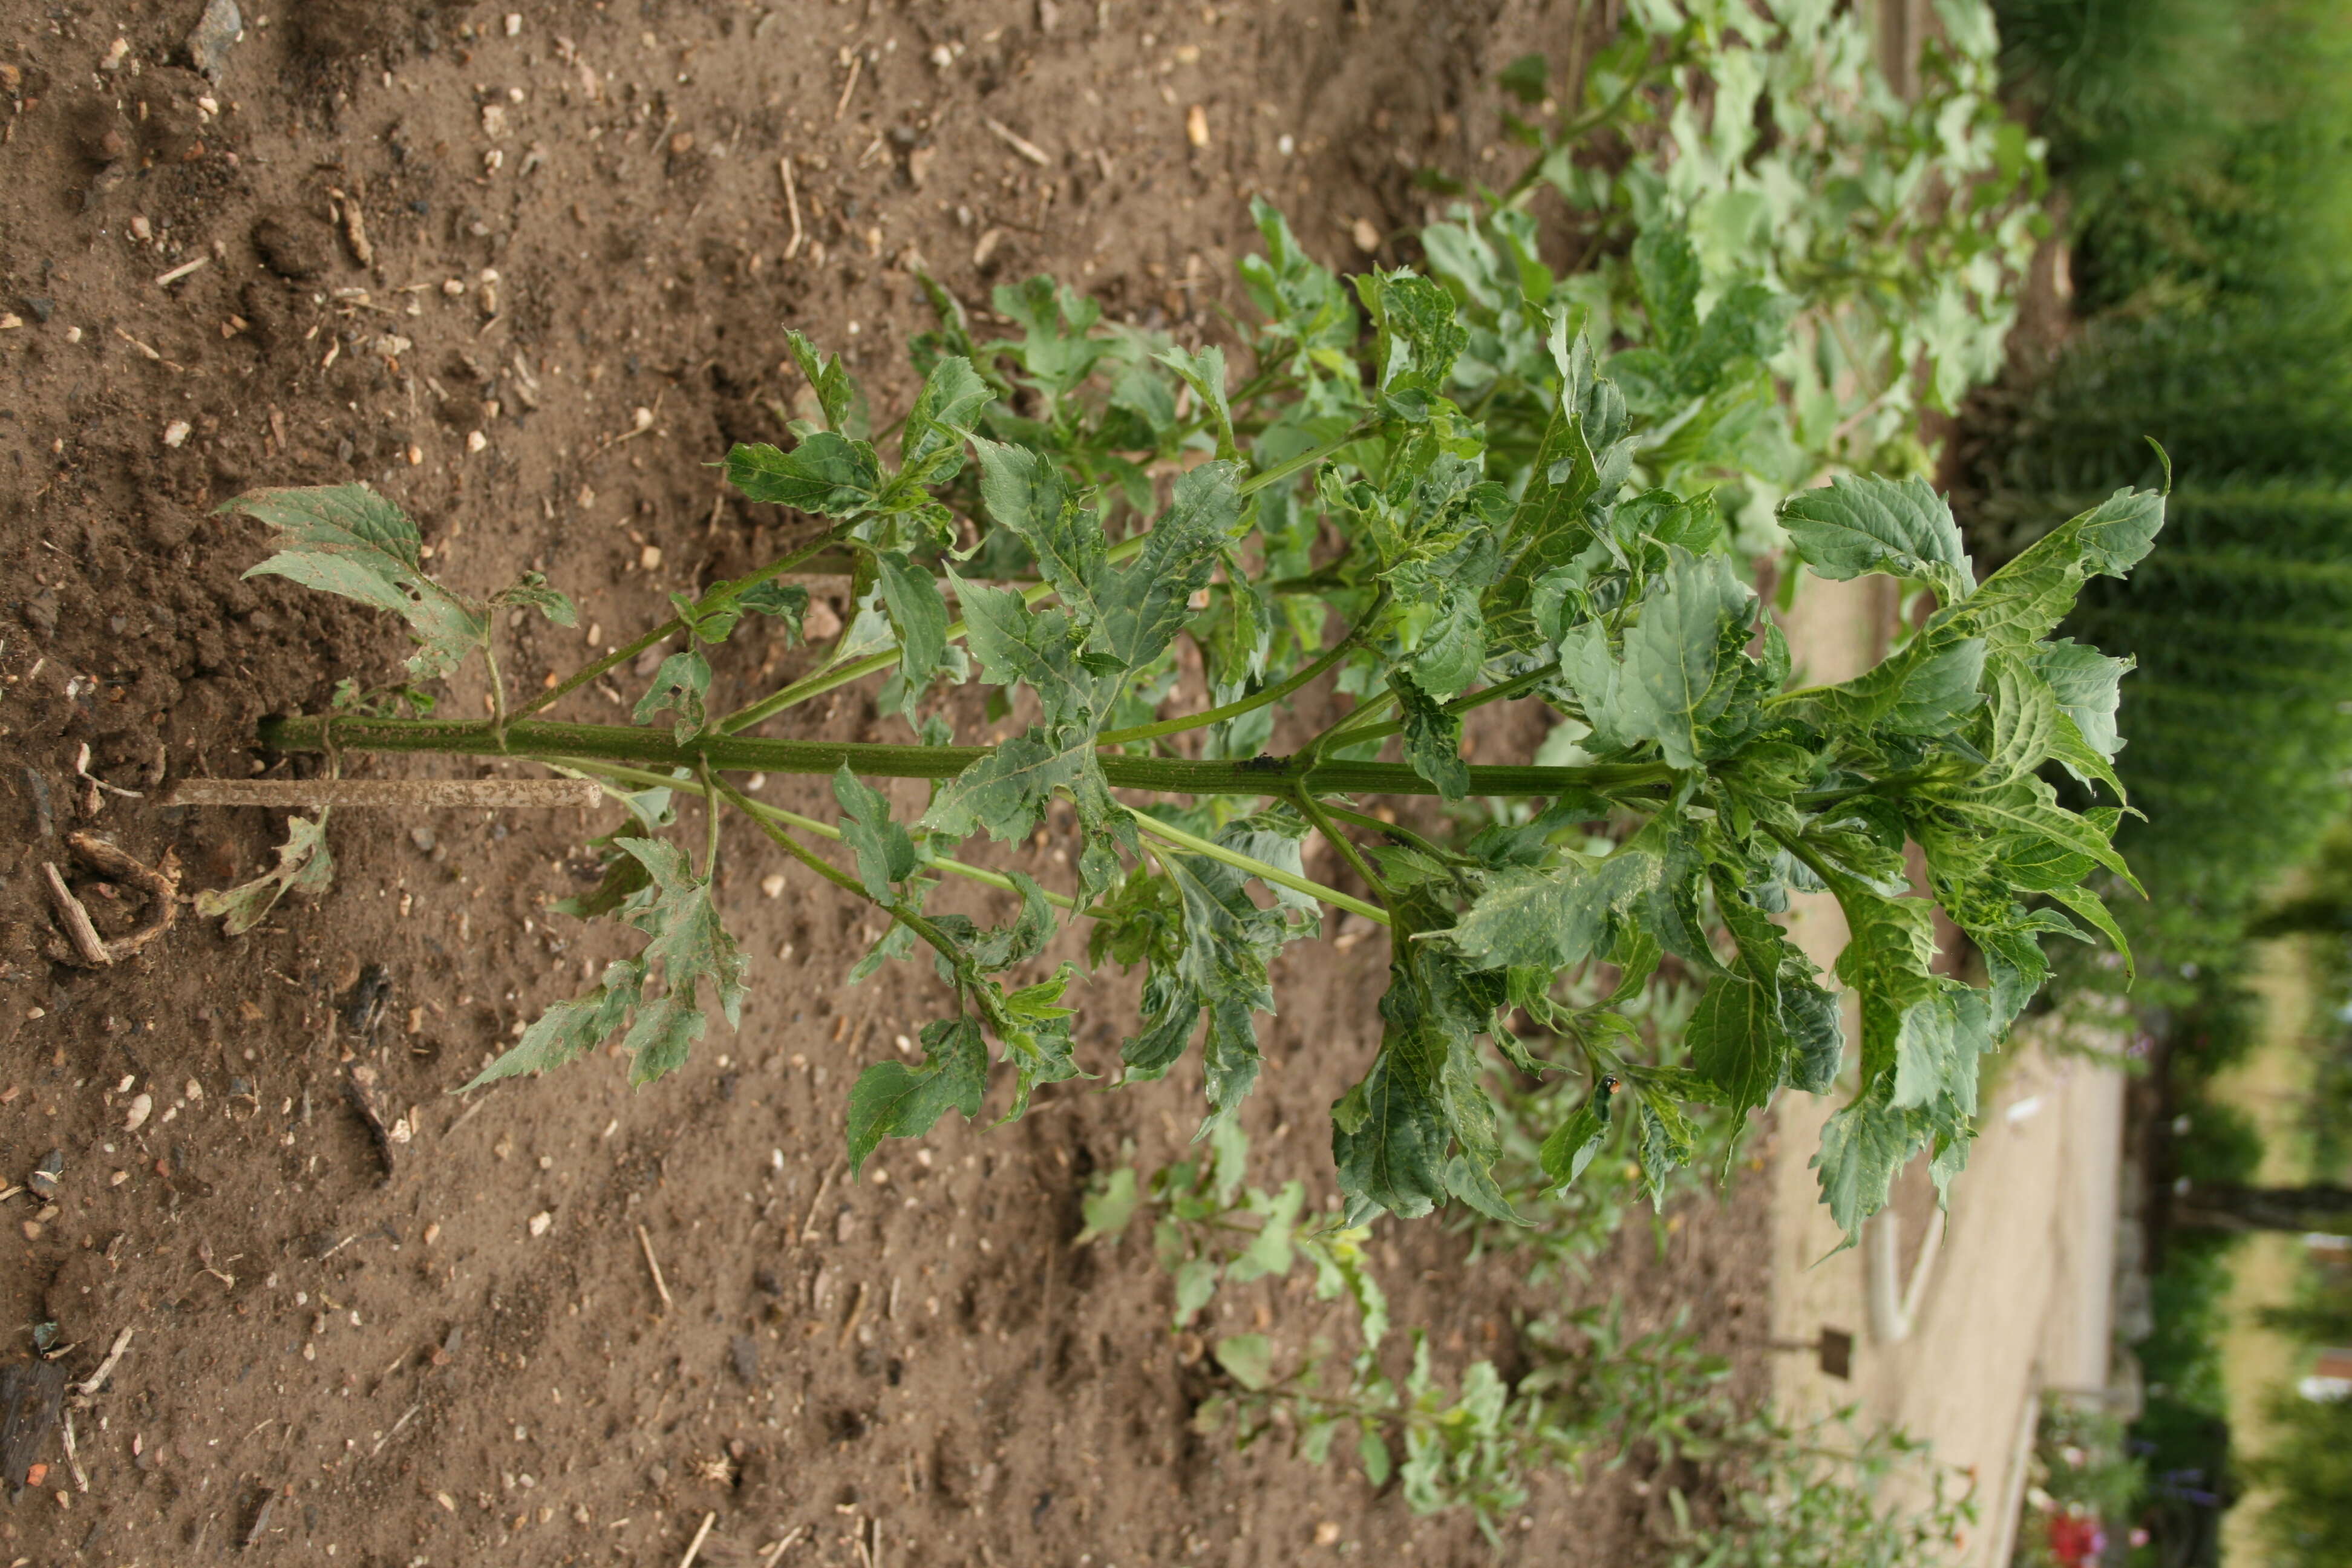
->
<box><xmin>0</xmin><ymin>3</ymin><xmax>1769</xmax><ymax>1564</ymax></box>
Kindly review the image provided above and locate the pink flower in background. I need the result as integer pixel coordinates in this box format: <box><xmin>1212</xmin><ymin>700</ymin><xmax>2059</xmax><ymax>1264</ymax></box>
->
<box><xmin>2047</xmin><ymin>1511</ymin><xmax>2106</xmax><ymax>1567</ymax></box>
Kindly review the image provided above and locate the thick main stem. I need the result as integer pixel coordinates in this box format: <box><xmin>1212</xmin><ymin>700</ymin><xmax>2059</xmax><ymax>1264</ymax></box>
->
<box><xmin>263</xmin><ymin>715</ymin><xmax>1678</xmax><ymax>802</ymax></box>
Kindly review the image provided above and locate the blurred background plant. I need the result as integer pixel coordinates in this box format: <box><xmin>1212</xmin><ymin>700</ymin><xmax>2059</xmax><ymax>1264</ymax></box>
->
<box><xmin>1418</xmin><ymin>0</ymin><xmax>2043</xmax><ymax>553</ymax></box>
<box><xmin>1962</xmin><ymin>13</ymin><xmax>2352</xmax><ymax>1549</ymax></box>
<box><xmin>1959</xmin><ymin>0</ymin><xmax>2352</xmax><ymax>1005</ymax></box>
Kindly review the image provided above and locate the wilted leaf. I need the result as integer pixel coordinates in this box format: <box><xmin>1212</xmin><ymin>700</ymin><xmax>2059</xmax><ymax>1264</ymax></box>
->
<box><xmin>847</xmin><ymin>1016</ymin><xmax>988</xmax><ymax>1172</ymax></box>
<box><xmin>194</xmin><ymin>811</ymin><xmax>335</xmax><ymax>936</ymax></box>
<box><xmin>633</xmin><ymin>650</ymin><xmax>713</xmax><ymax>742</ymax></box>
<box><xmin>224</xmin><ymin>485</ymin><xmax>486</xmax><ymax>681</ymax></box>
<box><xmin>489</xmin><ymin>570</ymin><xmax>578</xmax><ymax>627</ymax></box>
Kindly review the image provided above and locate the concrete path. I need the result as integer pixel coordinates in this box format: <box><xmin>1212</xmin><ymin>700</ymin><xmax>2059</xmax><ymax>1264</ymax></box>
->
<box><xmin>1768</xmin><ymin>573</ymin><xmax>2123</xmax><ymax>1566</ymax></box>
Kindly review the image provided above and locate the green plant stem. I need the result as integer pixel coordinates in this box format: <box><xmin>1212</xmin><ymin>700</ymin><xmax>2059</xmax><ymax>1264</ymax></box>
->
<box><xmin>1765</xmin><ymin>822</ymin><xmax>1843</xmax><ymax>894</ymax></box>
<box><xmin>714</xmin><ymin>536</ymin><xmax>1145</xmax><ymax>733</ymax></box>
<box><xmin>554</xmin><ymin>756</ymin><xmax>1077</xmax><ymax>912</ymax></box>
<box><xmin>1233</xmin><ymin>425</ymin><xmax>1368</xmax><ymax>499</ymax></box>
<box><xmin>1293</xmin><ymin>790</ymin><xmax>1394</xmax><ymax>913</ymax></box>
<box><xmin>1097</xmin><ymin>597</ymin><xmax>1381</xmax><ymax>747</ymax></box>
<box><xmin>714</xmin><ymin>780</ymin><xmax>974</xmax><ymax>978</ymax></box>
<box><xmin>262</xmin><ymin>714</ymin><xmax>1677</xmax><ymax>803</ymax></box>
<box><xmin>717</xmin><ymin>428</ymin><xmax>1367</xmax><ymax>734</ymax></box>
<box><xmin>697</xmin><ymin>758</ymin><xmax>722</xmax><ymax>878</ymax></box>
<box><xmin>1305</xmin><ymin>690</ymin><xmax>1400</xmax><ymax>760</ymax></box>
<box><xmin>515</xmin><ymin>529</ymin><xmax>841</xmax><ymax>722</ymax></box>
<box><xmin>1318</xmin><ymin>804</ymin><xmax>1464</xmax><ymax>866</ymax></box>
<box><xmin>719</xmin><ymin>782</ymin><xmax>864</xmax><ymax>898</ymax></box>
<box><xmin>1129</xmin><ymin>812</ymin><xmax>1390</xmax><ymax>927</ymax></box>
<box><xmin>1500</xmin><ymin>53</ymin><xmax>1659</xmax><ymax>207</ymax></box>
<box><xmin>1333</xmin><ymin>665</ymin><xmax>1564</xmax><ymax>750</ymax></box>
<box><xmin>483</xmin><ymin>638</ymin><xmax>510</xmax><ymax>751</ymax></box>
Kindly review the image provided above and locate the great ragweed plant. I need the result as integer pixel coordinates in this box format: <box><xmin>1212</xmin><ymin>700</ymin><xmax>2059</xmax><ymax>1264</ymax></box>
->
<box><xmin>212</xmin><ymin>207</ymin><xmax>2161</xmax><ymax>1243</ymax></box>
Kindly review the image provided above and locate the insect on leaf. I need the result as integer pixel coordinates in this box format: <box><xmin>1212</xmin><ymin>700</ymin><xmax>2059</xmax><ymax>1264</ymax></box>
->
<box><xmin>971</xmin><ymin>437</ymin><xmax>1111</xmax><ymax>630</ymax></box>
<box><xmin>1435</xmin><ymin>849</ymin><xmax>1659</xmax><ymax>972</ymax></box>
<box><xmin>1212</xmin><ymin>1333</ymin><xmax>1277</xmax><ymax>1392</ymax></box>
<box><xmin>1074</xmin><ymin>1166</ymin><xmax>1142</xmax><ymax>1245</ymax></box>
<box><xmin>1616</xmin><ymin>547</ymin><xmax>1754</xmax><ymax>767</ymax></box>
<box><xmin>622</xmin><ymin>991</ymin><xmax>705</xmax><ymax>1086</ymax></box>
<box><xmin>1630</xmin><ymin>226</ymin><xmax>1702</xmax><ymax>359</ymax></box>
<box><xmin>734</xmin><ymin>579</ymin><xmax>811</xmax><ymax>644</ymax></box>
<box><xmin>874</xmin><ymin>551</ymin><xmax>953</xmax><ymax>699</ymax></box>
<box><xmin>618</xmin><ymin>837</ymin><xmax>750</xmax><ymax>1030</ymax></box>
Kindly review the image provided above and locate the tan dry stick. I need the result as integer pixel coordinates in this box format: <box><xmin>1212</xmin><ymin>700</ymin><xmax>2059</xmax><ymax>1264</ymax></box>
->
<box><xmin>637</xmin><ymin>1223</ymin><xmax>675</xmax><ymax>1313</ymax></box>
<box><xmin>169</xmin><ymin>777</ymin><xmax>601</xmax><ymax>809</ymax></box>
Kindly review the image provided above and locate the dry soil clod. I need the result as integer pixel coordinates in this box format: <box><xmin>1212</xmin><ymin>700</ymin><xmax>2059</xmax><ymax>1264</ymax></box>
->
<box><xmin>330</xmin><ymin>186</ymin><xmax>373</xmax><ymax>267</ymax></box>
<box><xmin>344</xmin><ymin>1065</ymin><xmax>397</xmax><ymax>1183</ymax></box>
<box><xmin>1</xmin><ymin>1358</ymin><xmax>69</xmax><ymax>1490</ymax></box>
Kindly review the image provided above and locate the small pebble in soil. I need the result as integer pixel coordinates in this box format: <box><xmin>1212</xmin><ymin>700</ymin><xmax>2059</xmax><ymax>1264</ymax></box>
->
<box><xmin>760</xmin><ymin>874</ymin><xmax>786</xmax><ymax>898</ymax></box>
<box><xmin>188</xmin><ymin>0</ymin><xmax>243</xmax><ymax>80</ymax></box>
<box><xmin>123</xmin><ymin>1093</ymin><xmax>152</xmax><ymax>1131</ymax></box>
